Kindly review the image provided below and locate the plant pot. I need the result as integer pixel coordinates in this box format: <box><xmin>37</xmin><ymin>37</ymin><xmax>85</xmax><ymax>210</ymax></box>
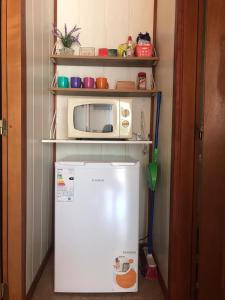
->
<box><xmin>59</xmin><ymin>47</ymin><xmax>74</xmax><ymax>55</ymax></box>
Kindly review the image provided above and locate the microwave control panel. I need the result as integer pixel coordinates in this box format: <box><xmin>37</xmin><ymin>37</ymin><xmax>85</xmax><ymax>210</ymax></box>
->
<box><xmin>120</xmin><ymin>100</ymin><xmax>132</xmax><ymax>138</ymax></box>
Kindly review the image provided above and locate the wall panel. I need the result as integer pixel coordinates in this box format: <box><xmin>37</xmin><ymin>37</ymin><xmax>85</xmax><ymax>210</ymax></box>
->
<box><xmin>33</xmin><ymin>0</ymin><xmax>43</xmax><ymax>276</ymax></box>
<box><xmin>56</xmin><ymin>0</ymin><xmax>154</xmax><ymax>237</ymax></box>
<box><xmin>26</xmin><ymin>0</ymin><xmax>35</xmax><ymax>290</ymax></box>
<box><xmin>26</xmin><ymin>0</ymin><xmax>54</xmax><ymax>293</ymax></box>
<box><xmin>153</xmin><ymin>0</ymin><xmax>176</xmax><ymax>287</ymax></box>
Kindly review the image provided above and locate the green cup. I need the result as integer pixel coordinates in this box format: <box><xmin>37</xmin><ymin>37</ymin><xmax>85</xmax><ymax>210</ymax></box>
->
<box><xmin>57</xmin><ymin>76</ymin><xmax>69</xmax><ymax>88</ymax></box>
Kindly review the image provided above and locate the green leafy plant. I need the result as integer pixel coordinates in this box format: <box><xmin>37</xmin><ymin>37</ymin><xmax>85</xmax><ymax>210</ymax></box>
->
<box><xmin>53</xmin><ymin>24</ymin><xmax>81</xmax><ymax>48</ymax></box>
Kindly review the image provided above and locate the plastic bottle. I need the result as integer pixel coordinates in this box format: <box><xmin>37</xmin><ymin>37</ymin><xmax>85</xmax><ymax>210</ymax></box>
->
<box><xmin>137</xmin><ymin>72</ymin><xmax>147</xmax><ymax>90</ymax></box>
<box><xmin>126</xmin><ymin>35</ymin><xmax>134</xmax><ymax>57</ymax></box>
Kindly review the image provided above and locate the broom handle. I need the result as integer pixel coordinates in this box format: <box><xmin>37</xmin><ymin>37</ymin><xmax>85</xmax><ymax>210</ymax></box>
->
<box><xmin>148</xmin><ymin>190</ymin><xmax>155</xmax><ymax>254</ymax></box>
<box><xmin>154</xmin><ymin>92</ymin><xmax>162</xmax><ymax>148</ymax></box>
<box><xmin>147</xmin><ymin>92</ymin><xmax>162</xmax><ymax>254</ymax></box>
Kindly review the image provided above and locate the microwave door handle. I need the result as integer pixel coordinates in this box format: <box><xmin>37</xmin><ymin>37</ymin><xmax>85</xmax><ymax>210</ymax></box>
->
<box><xmin>116</xmin><ymin>102</ymin><xmax>120</xmax><ymax>136</ymax></box>
<box><xmin>73</xmin><ymin>107</ymin><xmax>76</xmax><ymax>130</ymax></box>
<box><xmin>86</xmin><ymin>104</ymin><xmax>89</xmax><ymax>132</ymax></box>
<box><xmin>88</xmin><ymin>105</ymin><xmax>90</xmax><ymax>131</ymax></box>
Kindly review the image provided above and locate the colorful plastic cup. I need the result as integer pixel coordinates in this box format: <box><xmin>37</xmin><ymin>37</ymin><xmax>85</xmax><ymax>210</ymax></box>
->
<box><xmin>96</xmin><ymin>77</ymin><xmax>109</xmax><ymax>89</ymax></box>
<box><xmin>71</xmin><ymin>77</ymin><xmax>82</xmax><ymax>88</ymax></box>
<box><xmin>57</xmin><ymin>76</ymin><xmax>69</xmax><ymax>88</ymax></box>
<box><xmin>83</xmin><ymin>77</ymin><xmax>95</xmax><ymax>89</ymax></box>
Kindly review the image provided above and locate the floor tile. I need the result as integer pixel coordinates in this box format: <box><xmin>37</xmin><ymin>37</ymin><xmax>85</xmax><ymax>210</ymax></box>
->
<box><xmin>30</xmin><ymin>255</ymin><xmax>164</xmax><ymax>300</ymax></box>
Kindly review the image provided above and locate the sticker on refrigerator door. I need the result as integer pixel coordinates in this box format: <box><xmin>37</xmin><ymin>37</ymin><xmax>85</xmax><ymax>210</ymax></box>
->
<box><xmin>113</xmin><ymin>256</ymin><xmax>137</xmax><ymax>288</ymax></box>
<box><xmin>56</xmin><ymin>168</ymin><xmax>74</xmax><ymax>202</ymax></box>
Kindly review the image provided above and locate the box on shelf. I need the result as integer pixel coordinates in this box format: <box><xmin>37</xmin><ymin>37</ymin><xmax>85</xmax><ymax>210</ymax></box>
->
<box><xmin>79</xmin><ymin>47</ymin><xmax>95</xmax><ymax>56</ymax></box>
<box><xmin>116</xmin><ymin>81</ymin><xmax>136</xmax><ymax>90</ymax></box>
<box><xmin>108</xmin><ymin>49</ymin><xmax>118</xmax><ymax>56</ymax></box>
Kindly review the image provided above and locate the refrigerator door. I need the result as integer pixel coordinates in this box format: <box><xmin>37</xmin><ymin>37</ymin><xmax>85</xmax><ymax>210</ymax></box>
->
<box><xmin>55</xmin><ymin>162</ymin><xmax>139</xmax><ymax>293</ymax></box>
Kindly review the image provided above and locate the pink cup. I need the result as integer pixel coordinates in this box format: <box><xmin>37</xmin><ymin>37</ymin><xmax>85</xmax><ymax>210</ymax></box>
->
<box><xmin>83</xmin><ymin>77</ymin><xmax>95</xmax><ymax>89</ymax></box>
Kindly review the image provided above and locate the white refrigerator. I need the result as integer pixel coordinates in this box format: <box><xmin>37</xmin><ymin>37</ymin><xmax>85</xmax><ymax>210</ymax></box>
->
<box><xmin>55</xmin><ymin>156</ymin><xmax>139</xmax><ymax>293</ymax></box>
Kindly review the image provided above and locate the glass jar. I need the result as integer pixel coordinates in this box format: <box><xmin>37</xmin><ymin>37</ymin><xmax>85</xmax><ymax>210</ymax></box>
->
<box><xmin>137</xmin><ymin>72</ymin><xmax>147</xmax><ymax>90</ymax></box>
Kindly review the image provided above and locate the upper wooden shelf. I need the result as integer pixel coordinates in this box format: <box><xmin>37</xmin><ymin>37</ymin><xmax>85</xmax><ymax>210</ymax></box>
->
<box><xmin>50</xmin><ymin>55</ymin><xmax>159</xmax><ymax>67</ymax></box>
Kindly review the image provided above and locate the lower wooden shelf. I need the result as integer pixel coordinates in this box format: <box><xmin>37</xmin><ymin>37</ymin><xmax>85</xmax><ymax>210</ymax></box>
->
<box><xmin>50</xmin><ymin>87</ymin><xmax>157</xmax><ymax>97</ymax></box>
<box><xmin>42</xmin><ymin>139</ymin><xmax>152</xmax><ymax>145</ymax></box>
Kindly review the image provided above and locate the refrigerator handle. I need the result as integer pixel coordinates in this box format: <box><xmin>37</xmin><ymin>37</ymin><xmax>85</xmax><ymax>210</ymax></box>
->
<box><xmin>111</xmin><ymin>162</ymin><xmax>137</xmax><ymax>166</ymax></box>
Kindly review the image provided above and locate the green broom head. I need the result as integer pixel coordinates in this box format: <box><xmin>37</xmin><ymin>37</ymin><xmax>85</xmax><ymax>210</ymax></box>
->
<box><xmin>147</xmin><ymin>148</ymin><xmax>158</xmax><ymax>191</ymax></box>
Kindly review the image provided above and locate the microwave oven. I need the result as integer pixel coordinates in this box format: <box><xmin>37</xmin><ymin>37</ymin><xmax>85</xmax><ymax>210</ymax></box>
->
<box><xmin>68</xmin><ymin>98</ymin><xmax>132</xmax><ymax>139</ymax></box>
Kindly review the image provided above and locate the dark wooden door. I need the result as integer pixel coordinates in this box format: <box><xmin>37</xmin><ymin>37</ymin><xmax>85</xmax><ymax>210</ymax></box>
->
<box><xmin>0</xmin><ymin>0</ymin><xmax>3</xmax><ymax>291</ymax></box>
<box><xmin>197</xmin><ymin>0</ymin><xmax>225</xmax><ymax>299</ymax></box>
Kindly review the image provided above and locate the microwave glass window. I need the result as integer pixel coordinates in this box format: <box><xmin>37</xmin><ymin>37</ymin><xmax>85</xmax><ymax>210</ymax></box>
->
<box><xmin>73</xmin><ymin>104</ymin><xmax>114</xmax><ymax>133</ymax></box>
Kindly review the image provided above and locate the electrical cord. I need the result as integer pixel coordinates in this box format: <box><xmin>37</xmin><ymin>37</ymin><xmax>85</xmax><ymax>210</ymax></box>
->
<box><xmin>139</xmin><ymin>234</ymin><xmax>150</xmax><ymax>242</ymax></box>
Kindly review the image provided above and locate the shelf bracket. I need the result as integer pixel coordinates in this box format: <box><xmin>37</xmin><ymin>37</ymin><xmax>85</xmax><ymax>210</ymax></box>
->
<box><xmin>51</xmin><ymin>57</ymin><xmax>56</xmax><ymax>64</ymax></box>
<box><xmin>143</xmin><ymin>145</ymin><xmax>148</xmax><ymax>155</ymax></box>
<box><xmin>153</xmin><ymin>60</ymin><xmax>158</xmax><ymax>67</ymax></box>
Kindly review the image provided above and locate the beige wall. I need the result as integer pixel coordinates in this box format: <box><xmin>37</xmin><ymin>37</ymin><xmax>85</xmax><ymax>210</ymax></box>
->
<box><xmin>26</xmin><ymin>0</ymin><xmax>54</xmax><ymax>293</ymax></box>
<box><xmin>56</xmin><ymin>0</ymin><xmax>154</xmax><ymax>237</ymax></box>
<box><xmin>153</xmin><ymin>0</ymin><xmax>175</xmax><ymax>286</ymax></box>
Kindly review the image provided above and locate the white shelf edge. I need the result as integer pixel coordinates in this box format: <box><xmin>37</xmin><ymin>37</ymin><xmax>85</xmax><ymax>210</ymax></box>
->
<box><xmin>42</xmin><ymin>139</ymin><xmax>152</xmax><ymax>145</ymax></box>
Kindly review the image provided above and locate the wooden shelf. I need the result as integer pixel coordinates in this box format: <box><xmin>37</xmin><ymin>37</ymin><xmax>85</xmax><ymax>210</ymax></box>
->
<box><xmin>42</xmin><ymin>139</ymin><xmax>153</xmax><ymax>145</ymax></box>
<box><xmin>50</xmin><ymin>54</ymin><xmax>159</xmax><ymax>67</ymax></box>
<box><xmin>50</xmin><ymin>87</ymin><xmax>157</xmax><ymax>97</ymax></box>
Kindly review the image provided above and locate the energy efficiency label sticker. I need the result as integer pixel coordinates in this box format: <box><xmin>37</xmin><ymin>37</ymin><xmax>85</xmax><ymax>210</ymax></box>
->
<box><xmin>56</xmin><ymin>168</ymin><xmax>74</xmax><ymax>202</ymax></box>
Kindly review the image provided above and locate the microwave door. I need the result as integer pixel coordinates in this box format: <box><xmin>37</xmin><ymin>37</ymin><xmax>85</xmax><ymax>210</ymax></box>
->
<box><xmin>89</xmin><ymin>104</ymin><xmax>115</xmax><ymax>135</ymax></box>
<box><xmin>69</xmin><ymin>99</ymin><xmax>121</xmax><ymax>138</ymax></box>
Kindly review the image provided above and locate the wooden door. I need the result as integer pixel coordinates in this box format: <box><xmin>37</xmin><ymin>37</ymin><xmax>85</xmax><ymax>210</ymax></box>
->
<box><xmin>1</xmin><ymin>0</ymin><xmax>26</xmax><ymax>299</ymax></box>
<box><xmin>0</xmin><ymin>0</ymin><xmax>2</xmax><ymax>291</ymax></box>
<box><xmin>169</xmin><ymin>0</ymin><xmax>225</xmax><ymax>299</ymax></box>
<box><xmin>1</xmin><ymin>0</ymin><xmax>8</xmax><ymax>298</ymax></box>
<box><xmin>197</xmin><ymin>1</ymin><xmax>225</xmax><ymax>299</ymax></box>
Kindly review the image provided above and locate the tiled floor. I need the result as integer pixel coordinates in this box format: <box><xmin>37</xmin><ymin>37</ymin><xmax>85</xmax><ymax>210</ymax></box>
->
<box><xmin>31</xmin><ymin>255</ymin><xmax>165</xmax><ymax>300</ymax></box>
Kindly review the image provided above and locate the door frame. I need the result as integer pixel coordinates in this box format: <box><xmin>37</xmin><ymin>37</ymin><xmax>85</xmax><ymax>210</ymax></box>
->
<box><xmin>197</xmin><ymin>1</ymin><xmax>225</xmax><ymax>298</ymax></box>
<box><xmin>169</xmin><ymin>0</ymin><xmax>202</xmax><ymax>299</ymax></box>
<box><xmin>2</xmin><ymin>0</ymin><xmax>201</xmax><ymax>299</ymax></box>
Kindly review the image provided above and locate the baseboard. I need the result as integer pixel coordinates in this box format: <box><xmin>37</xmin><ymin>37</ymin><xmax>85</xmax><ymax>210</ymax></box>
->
<box><xmin>152</xmin><ymin>251</ymin><xmax>168</xmax><ymax>300</ymax></box>
<box><xmin>26</xmin><ymin>245</ymin><xmax>53</xmax><ymax>300</ymax></box>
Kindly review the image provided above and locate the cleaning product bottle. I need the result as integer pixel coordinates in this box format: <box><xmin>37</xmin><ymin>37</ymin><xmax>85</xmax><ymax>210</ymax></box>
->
<box><xmin>126</xmin><ymin>35</ymin><xmax>134</xmax><ymax>56</ymax></box>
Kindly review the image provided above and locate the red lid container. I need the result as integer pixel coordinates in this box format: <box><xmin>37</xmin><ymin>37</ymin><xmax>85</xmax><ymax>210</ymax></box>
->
<box><xmin>138</xmin><ymin>72</ymin><xmax>146</xmax><ymax>77</ymax></box>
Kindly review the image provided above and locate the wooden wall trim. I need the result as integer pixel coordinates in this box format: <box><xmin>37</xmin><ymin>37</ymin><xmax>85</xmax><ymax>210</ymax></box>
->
<box><xmin>169</xmin><ymin>0</ymin><xmax>199</xmax><ymax>299</ymax></box>
<box><xmin>21</xmin><ymin>0</ymin><xmax>27</xmax><ymax>298</ymax></box>
<box><xmin>153</xmin><ymin>0</ymin><xmax>158</xmax><ymax>49</ymax></box>
<box><xmin>6</xmin><ymin>0</ymin><xmax>26</xmax><ymax>299</ymax></box>
<box><xmin>52</xmin><ymin>0</ymin><xmax>57</xmax><ymax>249</ymax></box>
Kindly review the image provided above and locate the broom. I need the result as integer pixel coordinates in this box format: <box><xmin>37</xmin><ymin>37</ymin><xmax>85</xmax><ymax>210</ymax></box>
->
<box><xmin>146</xmin><ymin>92</ymin><xmax>162</xmax><ymax>279</ymax></box>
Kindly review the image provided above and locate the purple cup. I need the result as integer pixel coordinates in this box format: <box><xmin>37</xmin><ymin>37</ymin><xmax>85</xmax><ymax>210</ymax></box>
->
<box><xmin>83</xmin><ymin>77</ymin><xmax>95</xmax><ymax>89</ymax></box>
<box><xmin>71</xmin><ymin>77</ymin><xmax>82</xmax><ymax>88</ymax></box>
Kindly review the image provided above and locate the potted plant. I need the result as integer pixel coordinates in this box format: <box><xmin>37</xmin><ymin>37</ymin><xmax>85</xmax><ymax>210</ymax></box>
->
<box><xmin>53</xmin><ymin>24</ymin><xmax>81</xmax><ymax>55</ymax></box>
